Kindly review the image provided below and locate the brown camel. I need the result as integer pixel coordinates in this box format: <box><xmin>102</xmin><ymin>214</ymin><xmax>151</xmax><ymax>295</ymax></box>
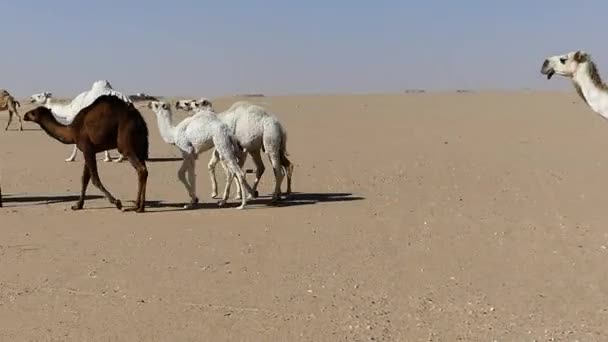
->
<box><xmin>23</xmin><ymin>95</ymin><xmax>149</xmax><ymax>212</ymax></box>
<box><xmin>0</xmin><ymin>89</ymin><xmax>23</xmax><ymax>131</ymax></box>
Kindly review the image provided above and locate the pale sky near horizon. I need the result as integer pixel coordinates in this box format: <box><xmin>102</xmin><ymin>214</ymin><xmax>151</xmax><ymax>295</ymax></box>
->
<box><xmin>3</xmin><ymin>0</ymin><xmax>608</xmax><ymax>97</ymax></box>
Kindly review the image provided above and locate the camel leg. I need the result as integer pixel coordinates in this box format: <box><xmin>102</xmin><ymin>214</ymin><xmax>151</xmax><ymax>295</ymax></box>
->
<box><xmin>124</xmin><ymin>155</ymin><xmax>148</xmax><ymax>213</ymax></box>
<box><xmin>66</xmin><ymin>145</ymin><xmax>78</xmax><ymax>162</ymax></box>
<box><xmin>5</xmin><ymin>111</ymin><xmax>12</xmax><ymax>131</ymax></box>
<box><xmin>249</xmin><ymin>150</ymin><xmax>265</xmax><ymax>199</ymax></box>
<box><xmin>178</xmin><ymin>152</ymin><xmax>197</xmax><ymax>208</ymax></box>
<box><xmin>0</xmin><ymin>184</ymin><xmax>3</xmax><ymax>208</ymax></box>
<box><xmin>113</xmin><ymin>152</ymin><xmax>125</xmax><ymax>163</ymax></box>
<box><xmin>185</xmin><ymin>155</ymin><xmax>198</xmax><ymax>208</ymax></box>
<box><xmin>84</xmin><ymin>150</ymin><xmax>122</xmax><ymax>210</ymax></box>
<box><xmin>103</xmin><ymin>150</ymin><xmax>113</xmax><ymax>162</ymax></box>
<box><xmin>234</xmin><ymin>169</ymin><xmax>255</xmax><ymax>210</ymax></box>
<box><xmin>71</xmin><ymin>165</ymin><xmax>91</xmax><ymax>211</ymax></box>
<box><xmin>219</xmin><ymin>150</ymin><xmax>246</xmax><ymax>203</ymax></box>
<box><xmin>14</xmin><ymin>110</ymin><xmax>23</xmax><ymax>131</ymax></box>
<box><xmin>231</xmin><ymin>151</ymin><xmax>248</xmax><ymax>200</ymax></box>
<box><xmin>281</xmin><ymin>154</ymin><xmax>294</xmax><ymax>195</ymax></box>
<box><xmin>207</xmin><ymin>149</ymin><xmax>220</xmax><ymax>198</ymax></box>
<box><xmin>268</xmin><ymin>152</ymin><xmax>284</xmax><ymax>202</ymax></box>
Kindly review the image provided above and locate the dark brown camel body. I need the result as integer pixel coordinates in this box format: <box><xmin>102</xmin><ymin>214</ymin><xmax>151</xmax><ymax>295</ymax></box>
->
<box><xmin>24</xmin><ymin>95</ymin><xmax>149</xmax><ymax>212</ymax></box>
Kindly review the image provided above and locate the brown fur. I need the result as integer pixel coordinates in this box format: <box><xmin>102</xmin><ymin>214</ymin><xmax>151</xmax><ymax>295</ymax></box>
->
<box><xmin>0</xmin><ymin>89</ymin><xmax>23</xmax><ymax>131</ymax></box>
<box><xmin>23</xmin><ymin>95</ymin><xmax>149</xmax><ymax>212</ymax></box>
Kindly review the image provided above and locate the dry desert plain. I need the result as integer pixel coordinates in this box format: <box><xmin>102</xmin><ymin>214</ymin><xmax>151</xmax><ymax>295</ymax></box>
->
<box><xmin>1</xmin><ymin>91</ymin><xmax>608</xmax><ymax>341</ymax></box>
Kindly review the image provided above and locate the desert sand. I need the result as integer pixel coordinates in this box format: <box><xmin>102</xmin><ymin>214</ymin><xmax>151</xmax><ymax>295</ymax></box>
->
<box><xmin>1</xmin><ymin>91</ymin><xmax>608</xmax><ymax>341</ymax></box>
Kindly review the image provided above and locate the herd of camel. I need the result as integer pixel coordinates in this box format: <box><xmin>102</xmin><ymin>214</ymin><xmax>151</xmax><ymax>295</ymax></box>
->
<box><xmin>0</xmin><ymin>81</ymin><xmax>293</xmax><ymax>212</ymax></box>
<box><xmin>0</xmin><ymin>50</ymin><xmax>606</xmax><ymax>212</ymax></box>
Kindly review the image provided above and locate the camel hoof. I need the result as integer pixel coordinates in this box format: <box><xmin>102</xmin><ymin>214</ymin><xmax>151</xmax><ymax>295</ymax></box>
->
<box><xmin>71</xmin><ymin>204</ymin><xmax>83</xmax><ymax>211</ymax></box>
<box><xmin>218</xmin><ymin>200</ymin><xmax>227</xmax><ymax>207</ymax></box>
<box><xmin>210</xmin><ymin>192</ymin><xmax>218</xmax><ymax>199</ymax></box>
<box><xmin>65</xmin><ymin>158</ymin><xmax>76</xmax><ymax>162</ymax></box>
<box><xmin>234</xmin><ymin>195</ymin><xmax>242</xmax><ymax>201</ymax></box>
<box><xmin>253</xmin><ymin>190</ymin><xmax>259</xmax><ymax>198</ymax></box>
<box><xmin>115</xmin><ymin>200</ymin><xmax>123</xmax><ymax>210</ymax></box>
<box><xmin>236</xmin><ymin>205</ymin><xmax>246</xmax><ymax>210</ymax></box>
<box><xmin>103</xmin><ymin>158</ymin><xmax>112</xmax><ymax>162</ymax></box>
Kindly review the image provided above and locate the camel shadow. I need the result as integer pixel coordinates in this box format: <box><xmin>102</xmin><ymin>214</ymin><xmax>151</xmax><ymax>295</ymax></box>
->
<box><xmin>2</xmin><ymin>193</ymin><xmax>104</xmax><ymax>207</ymax></box>
<box><xmin>147</xmin><ymin>157</ymin><xmax>183</xmax><ymax>163</ymax></box>
<box><xmin>146</xmin><ymin>192</ymin><xmax>364</xmax><ymax>212</ymax></box>
<box><xmin>5</xmin><ymin>128</ymin><xmax>41</xmax><ymax>132</ymax></box>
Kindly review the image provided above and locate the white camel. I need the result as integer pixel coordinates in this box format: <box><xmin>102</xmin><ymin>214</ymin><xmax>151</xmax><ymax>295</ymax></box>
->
<box><xmin>29</xmin><ymin>80</ymin><xmax>132</xmax><ymax>162</ymax></box>
<box><xmin>148</xmin><ymin>100</ymin><xmax>254</xmax><ymax>209</ymax></box>
<box><xmin>200</xmin><ymin>101</ymin><xmax>293</xmax><ymax>202</ymax></box>
<box><xmin>541</xmin><ymin>50</ymin><xmax>608</xmax><ymax>119</ymax></box>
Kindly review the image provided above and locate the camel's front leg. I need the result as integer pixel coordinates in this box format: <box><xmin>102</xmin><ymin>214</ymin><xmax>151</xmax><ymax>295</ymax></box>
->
<box><xmin>66</xmin><ymin>145</ymin><xmax>78</xmax><ymax>162</ymax></box>
<box><xmin>178</xmin><ymin>152</ymin><xmax>197</xmax><ymax>208</ymax></box>
<box><xmin>72</xmin><ymin>165</ymin><xmax>91</xmax><ymax>210</ymax></box>
<box><xmin>4</xmin><ymin>111</ymin><xmax>12</xmax><ymax>131</ymax></box>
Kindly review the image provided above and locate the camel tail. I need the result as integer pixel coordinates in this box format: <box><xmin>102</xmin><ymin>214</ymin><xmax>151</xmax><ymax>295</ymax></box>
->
<box><xmin>14</xmin><ymin>100</ymin><xmax>20</xmax><ymax>108</ymax></box>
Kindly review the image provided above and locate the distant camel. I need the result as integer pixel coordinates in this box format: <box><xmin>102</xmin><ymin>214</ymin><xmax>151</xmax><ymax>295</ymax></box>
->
<box><xmin>542</xmin><ymin>50</ymin><xmax>608</xmax><ymax>119</ymax></box>
<box><xmin>0</xmin><ymin>89</ymin><xmax>22</xmax><ymax>131</ymax></box>
<box><xmin>24</xmin><ymin>95</ymin><xmax>149</xmax><ymax>212</ymax></box>
<box><xmin>175</xmin><ymin>98</ymin><xmax>212</xmax><ymax>111</ymax></box>
<box><xmin>30</xmin><ymin>80</ymin><xmax>131</xmax><ymax>162</ymax></box>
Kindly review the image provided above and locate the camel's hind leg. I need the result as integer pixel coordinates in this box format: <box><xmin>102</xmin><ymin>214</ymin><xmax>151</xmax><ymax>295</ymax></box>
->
<box><xmin>84</xmin><ymin>149</ymin><xmax>122</xmax><ymax>210</ymax></box>
<box><xmin>281</xmin><ymin>154</ymin><xmax>293</xmax><ymax>195</ymax></box>
<box><xmin>124</xmin><ymin>155</ymin><xmax>148</xmax><ymax>213</ymax></box>
<box><xmin>231</xmin><ymin>150</ymin><xmax>248</xmax><ymax>200</ymax></box>
<box><xmin>66</xmin><ymin>145</ymin><xmax>78</xmax><ymax>162</ymax></box>
<box><xmin>14</xmin><ymin>109</ymin><xmax>23</xmax><ymax>131</ymax></box>
<box><xmin>249</xmin><ymin>150</ymin><xmax>265</xmax><ymax>199</ymax></box>
<box><xmin>207</xmin><ymin>149</ymin><xmax>220</xmax><ymax>198</ymax></box>
<box><xmin>72</xmin><ymin>165</ymin><xmax>91</xmax><ymax>210</ymax></box>
<box><xmin>267</xmin><ymin>152</ymin><xmax>284</xmax><ymax>202</ymax></box>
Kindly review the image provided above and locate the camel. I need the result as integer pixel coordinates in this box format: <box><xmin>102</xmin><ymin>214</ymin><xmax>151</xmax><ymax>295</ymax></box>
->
<box><xmin>23</xmin><ymin>95</ymin><xmax>149</xmax><ymax>212</ymax></box>
<box><xmin>541</xmin><ymin>50</ymin><xmax>608</xmax><ymax>120</ymax></box>
<box><xmin>30</xmin><ymin>80</ymin><xmax>131</xmax><ymax>162</ymax></box>
<box><xmin>148</xmin><ymin>100</ymin><xmax>254</xmax><ymax>209</ymax></box>
<box><xmin>198</xmin><ymin>101</ymin><xmax>293</xmax><ymax>202</ymax></box>
<box><xmin>0</xmin><ymin>89</ymin><xmax>23</xmax><ymax>131</ymax></box>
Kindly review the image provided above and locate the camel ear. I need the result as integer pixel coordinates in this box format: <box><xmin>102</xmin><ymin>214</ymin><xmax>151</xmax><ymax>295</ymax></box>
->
<box><xmin>574</xmin><ymin>51</ymin><xmax>588</xmax><ymax>63</ymax></box>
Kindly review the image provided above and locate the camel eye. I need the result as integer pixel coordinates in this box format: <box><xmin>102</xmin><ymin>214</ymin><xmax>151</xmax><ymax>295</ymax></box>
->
<box><xmin>560</xmin><ymin>57</ymin><xmax>567</xmax><ymax>64</ymax></box>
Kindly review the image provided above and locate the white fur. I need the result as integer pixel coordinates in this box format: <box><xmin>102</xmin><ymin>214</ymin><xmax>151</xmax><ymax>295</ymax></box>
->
<box><xmin>30</xmin><ymin>80</ymin><xmax>132</xmax><ymax>162</ymax></box>
<box><xmin>202</xmin><ymin>100</ymin><xmax>293</xmax><ymax>202</ymax></box>
<box><xmin>148</xmin><ymin>101</ymin><xmax>254</xmax><ymax>209</ymax></box>
<box><xmin>542</xmin><ymin>50</ymin><xmax>608</xmax><ymax>120</ymax></box>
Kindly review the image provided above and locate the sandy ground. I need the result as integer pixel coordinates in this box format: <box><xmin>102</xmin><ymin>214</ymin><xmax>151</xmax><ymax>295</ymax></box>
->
<box><xmin>1</xmin><ymin>91</ymin><xmax>608</xmax><ymax>341</ymax></box>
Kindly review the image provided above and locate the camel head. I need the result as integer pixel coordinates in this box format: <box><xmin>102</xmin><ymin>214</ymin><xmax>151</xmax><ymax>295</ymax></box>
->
<box><xmin>541</xmin><ymin>51</ymin><xmax>590</xmax><ymax>80</ymax></box>
<box><xmin>175</xmin><ymin>99</ymin><xmax>195</xmax><ymax>111</ymax></box>
<box><xmin>23</xmin><ymin>106</ymin><xmax>53</xmax><ymax>123</ymax></box>
<box><xmin>30</xmin><ymin>92</ymin><xmax>52</xmax><ymax>104</ymax></box>
<box><xmin>148</xmin><ymin>101</ymin><xmax>171</xmax><ymax>115</ymax></box>
<box><xmin>192</xmin><ymin>98</ymin><xmax>213</xmax><ymax>111</ymax></box>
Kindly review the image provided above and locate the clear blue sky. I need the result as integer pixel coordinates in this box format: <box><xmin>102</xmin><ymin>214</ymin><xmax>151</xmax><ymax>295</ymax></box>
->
<box><xmin>4</xmin><ymin>0</ymin><xmax>608</xmax><ymax>97</ymax></box>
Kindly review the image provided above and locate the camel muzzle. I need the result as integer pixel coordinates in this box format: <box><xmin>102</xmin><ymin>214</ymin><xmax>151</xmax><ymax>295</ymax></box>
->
<box><xmin>541</xmin><ymin>60</ymin><xmax>554</xmax><ymax>79</ymax></box>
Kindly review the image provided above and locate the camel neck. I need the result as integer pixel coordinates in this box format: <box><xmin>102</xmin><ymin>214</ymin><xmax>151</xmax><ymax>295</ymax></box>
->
<box><xmin>38</xmin><ymin>114</ymin><xmax>75</xmax><ymax>144</ymax></box>
<box><xmin>155</xmin><ymin>111</ymin><xmax>177</xmax><ymax>144</ymax></box>
<box><xmin>573</xmin><ymin>62</ymin><xmax>608</xmax><ymax>120</ymax></box>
